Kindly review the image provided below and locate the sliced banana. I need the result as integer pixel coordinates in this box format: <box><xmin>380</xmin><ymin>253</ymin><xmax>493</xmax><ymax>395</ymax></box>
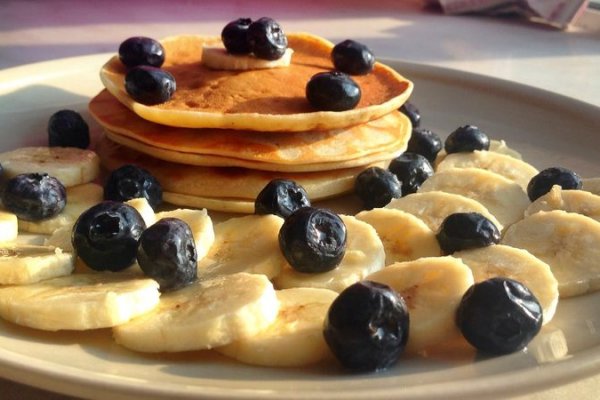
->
<box><xmin>273</xmin><ymin>215</ymin><xmax>385</xmax><ymax>293</ymax></box>
<box><xmin>0</xmin><ymin>146</ymin><xmax>100</xmax><ymax>187</ymax></box>
<box><xmin>355</xmin><ymin>208</ymin><xmax>441</xmax><ymax>265</ymax></box>
<box><xmin>0</xmin><ymin>273</ymin><xmax>159</xmax><ymax>331</ymax></box>
<box><xmin>526</xmin><ymin>185</ymin><xmax>600</xmax><ymax>223</ymax></box>
<box><xmin>386</xmin><ymin>191</ymin><xmax>503</xmax><ymax>232</ymax></box>
<box><xmin>216</xmin><ymin>287</ymin><xmax>337</xmax><ymax>367</ymax></box>
<box><xmin>18</xmin><ymin>183</ymin><xmax>103</xmax><ymax>234</ymax></box>
<box><xmin>125</xmin><ymin>198</ymin><xmax>157</xmax><ymax>227</ymax></box>
<box><xmin>202</xmin><ymin>45</ymin><xmax>293</xmax><ymax>70</ymax></box>
<box><xmin>44</xmin><ymin>226</ymin><xmax>73</xmax><ymax>252</ymax></box>
<box><xmin>156</xmin><ymin>208</ymin><xmax>215</xmax><ymax>260</ymax></box>
<box><xmin>113</xmin><ymin>272</ymin><xmax>278</xmax><ymax>352</ymax></box>
<box><xmin>366</xmin><ymin>256</ymin><xmax>474</xmax><ymax>354</ymax></box>
<box><xmin>418</xmin><ymin>167</ymin><xmax>529</xmax><ymax>228</ymax></box>
<box><xmin>502</xmin><ymin>210</ymin><xmax>600</xmax><ymax>297</ymax></box>
<box><xmin>0</xmin><ymin>210</ymin><xmax>18</xmax><ymax>243</ymax></box>
<box><xmin>454</xmin><ymin>244</ymin><xmax>559</xmax><ymax>324</ymax></box>
<box><xmin>0</xmin><ymin>245</ymin><xmax>74</xmax><ymax>285</ymax></box>
<box><xmin>583</xmin><ymin>178</ymin><xmax>600</xmax><ymax>196</ymax></box>
<box><xmin>436</xmin><ymin>150</ymin><xmax>538</xmax><ymax>189</ymax></box>
<box><xmin>434</xmin><ymin>139</ymin><xmax>523</xmax><ymax>168</ymax></box>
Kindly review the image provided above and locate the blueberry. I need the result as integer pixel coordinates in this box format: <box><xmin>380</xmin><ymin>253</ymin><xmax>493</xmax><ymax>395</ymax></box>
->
<box><xmin>72</xmin><ymin>201</ymin><xmax>146</xmax><ymax>271</ymax></box>
<box><xmin>323</xmin><ymin>280</ymin><xmax>409</xmax><ymax>371</ymax></box>
<box><xmin>527</xmin><ymin>167</ymin><xmax>582</xmax><ymax>202</ymax></box>
<box><xmin>104</xmin><ymin>164</ymin><xmax>163</xmax><ymax>210</ymax></box>
<box><xmin>125</xmin><ymin>66</ymin><xmax>176</xmax><ymax>105</ymax></box>
<box><xmin>279</xmin><ymin>207</ymin><xmax>346</xmax><ymax>273</ymax></box>
<box><xmin>355</xmin><ymin>166</ymin><xmax>402</xmax><ymax>210</ymax></box>
<box><xmin>118</xmin><ymin>36</ymin><xmax>165</xmax><ymax>68</ymax></box>
<box><xmin>47</xmin><ymin>110</ymin><xmax>90</xmax><ymax>149</ymax></box>
<box><xmin>306</xmin><ymin>71</ymin><xmax>361</xmax><ymax>112</ymax></box>
<box><xmin>137</xmin><ymin>218</ymin><xmax>197</xmax><ymax>291</ymax></box>
<box><xmin>247</xmin><ymin>17</ymin><xmax>288</xmax><ymax>60</ymax></box>
<box><xmin>388</xmin><ymin>152</ymin><xmax>434</xmax><ymax>195</ymax></box>
<box><xmin>331</xmin><ymin>39</ymin><xmax>375</xmax><ymax>75</ymax></box>
<box><xmin>2</xmin><ymin>173</ymin><xmax>66</xmax><ymax>221</ymax></box>
<box><xmin>255</xmin><ymin>179</ymin><xmax>311</xmax><ymax>218</ymax></box>
<box><xmin>436</xmin><ymin>212</ymin><xmax>500</xmax><ymax>255</ymax></box>
<box><xmin>444</xmin><ymin>125</ymin><xmax>490</xmax><ymax>154</ymax></box>
<box><xmin>406</xmin><ymin>128</ymin><xmax>442</xmax><ymax>163</ymax></box>
<box><xmin>399</xmin><ymin>101</ymin><xmax>421</xmax><ymax>128</ymax></box>
<box><xmin>456</xmin><ymin>277</ymin><xmax>543</xmax><ymax>355</ymax></box>
<box><xmin>222</xmin><ymin>18</ymin><xmax>252</xmax><ymax>54</ymax></box>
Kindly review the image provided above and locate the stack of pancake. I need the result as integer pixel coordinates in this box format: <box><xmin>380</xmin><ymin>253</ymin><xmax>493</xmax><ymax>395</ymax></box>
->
<box><xmin>89</xmin><ymin>33</ymin><xmax>413</xmax><ymax>213</ymax></box>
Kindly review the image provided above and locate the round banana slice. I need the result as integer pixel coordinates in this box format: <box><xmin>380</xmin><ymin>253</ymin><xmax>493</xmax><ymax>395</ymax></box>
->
<box><xmin>434</xmin><ymin>139</ymin><xmax>523</xmax><ymax>168</ymax></box>
<box><xmin>418</xmin><ymin>167</ymin><xmax>529</xmax><ymax>228</ymax></box>
<box><xmin>0</xmin><ymin>210</ymin><xmax>18</xmax><ymax>243</ymax></box>
<box><xmin>156</xmin><ymin>208</ymin><xmax>215</xmax><ymax>260</ymax></box>
<box><xmin>526</xmin><ymin>185</ymin><xmax>600</xmax><ymax>223</ymax></box>
<box><xmin>356</xmin><ymin>208</ymin><xmax>441</xmax><ymax>265</ymax></box>
<box><xmin>454</xmin><ymin>244</ymin><xmax>559</xmax><ymax>324</ymax></box>
<box><xmin>163</xmin><ymin>192</ymin><xmax>254</xmax><ymax>214</ymax></box>
<box><xmin>0</xmin><ymin>146</ymin><xmax>100</xmax><ymax>187</ymax></box>
<box><xmin>273</xmin><ymin>215</ymin><xmax>385</xmax><ymax>292</ymax></box>
<box><xmin>366</xmin><ymin>256</ymin><xmax>474</xmax><ymax>354</ymax></box>
<box><xmin>198</xmin><ymin>214</ymin><xmax>286</xmax><ymax>279</ymax></box>
<box><xmin>0</xmin><ymin>245</ymin><xmax>74</xmax><ymax>285</ymax></box>
<box><xmin>125</xmin><ymin>198</ymin><xmax>157</xmax><ymax>226</ymax></box>
<box><xmin>113</xmin><ymin>272</ymin><xmax>279</xmax><ymax>352</ymax></box>
<box><xmin>0</xmin><ymin>273</ymin><xmax>159</xmax><ymax>331</ymax></box>
<box><xmin>202</xmin><ymin>45</ymin><xmax>293</xmax><ymax>70</ymax></box>
<box><xmin>502</xmin><ymin>210</ymin><xmax>600</xmax><ymax>298</ymax></box>
<box><xmin>216</xmin><ymin>287</ymin><xmax>337</xmax><ymax>367</ymax></box>
<box><xmin>583</xmin><ymin>178</ymin><xmax>600</xmax><ymax>196</ymax></box>
<box><xmin>44</xmin><ymin>226</ymin><xmax>73</xmax><ymax>252</ymax></box>
<box><xmin>386</xmin><ymin>191</ymin><xmax>503</xmax><ymax>232</ymax></box>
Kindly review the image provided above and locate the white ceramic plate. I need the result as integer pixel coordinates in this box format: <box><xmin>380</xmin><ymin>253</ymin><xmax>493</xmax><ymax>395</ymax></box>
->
<box><xmin>0</xmin><ymin>55</ymin><xmax>599</xmax><ymax>400</ymax></box>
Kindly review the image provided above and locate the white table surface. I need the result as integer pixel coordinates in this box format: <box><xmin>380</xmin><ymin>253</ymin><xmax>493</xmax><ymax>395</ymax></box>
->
<box><xmin>1</xmin><ymin>0</ymin><xmax>599</xmax><ymax>399</ymax></box>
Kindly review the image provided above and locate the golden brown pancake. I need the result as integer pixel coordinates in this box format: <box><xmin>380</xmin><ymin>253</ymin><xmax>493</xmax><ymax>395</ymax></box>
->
<box><xmin>100</xmin><ymin>33</ymin><xmax>413</xmax><ymax>131</ymax></box>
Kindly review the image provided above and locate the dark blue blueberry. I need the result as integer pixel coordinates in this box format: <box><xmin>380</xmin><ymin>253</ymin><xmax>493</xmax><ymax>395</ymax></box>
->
<box><xmin>118</xmin><ymin>36</ymin><xmax>165</xmax><ymax>68</ymax></box>
<box><xmin>444</xmin><ymin>125</ymin><xmax>490</xmax><ymax>154</ymax></box>
<box><xmin>399</xmin><ymin>101</ymin><xmax>421</xmax><ymax>128</ymax></box>
<box><xmin>407</xmin><ymin>128</ymin><xmax>442</xmax><ymax>163</ymax></box>
<box><xmin>355</xmin><ymin>166</ymin><xmax>402</xmax><ymax>210</ymax></box>
<box><xmin>306</xmin><ymin>71</ymin><xmax>361</xmax><ymax>111</ymax></box>
<box><xmin>456</xmin><ymin>277</ymin><xmax>543</xmax><ymax>355</ymax></box>
<box><xmin>222</xmin><ymin>18</ymin><xmax>253</xmax><ymax>54</ymax></box>
<box><xmin>279</xmin><ymin>207</ymin><xmax>346</xmax><ymax>273</ymax></box>
<box><xmin>72</xmin><ymin>201</ymin><xmax>146</xmax><ymax>271</ymax></box>
<box><xmin>137</xmin><ymin>218</ymin><xmax>198</xmax><ymax>292</ymax></box>
<box><xmin>527</xmin><ymin>167</ymin><xmax>582</xmax><ymax>202</ymax></box>
<box><xmin>47</xmin><ymin>109</ymin><xmax>90</xmax><ymax>149</ymax></box>
<box><xmin>388</xmin><ymin>152</ymin><xmax>434</xmax><ymax>195</ymax></box>
<box><xmin>255</xmin><ymin>179</ymin><xmax>311</xmax><ymax>218</ymax></box>
<box><xmin>104</xmin><ymin>164</ymin><xmax>162</xmax><ymax>210</ymax></box>
<box><xmin>125</xmin><ymin>66</ymin><xmax>176</xmax><ymax>105</ymax></box>
<box><xmin>324</xmin><ymin>280</ymin><xmax>409</xmax><ymax>371</ymax></box>
<box><xmin>247</xmin><ymin>17</ymin><xmax>288</xmax><ymax>60</ymax></box>
<box><xmin>436</xmin><ymin>212</ymin><xmax>500</xmax><ymax>255</ymax></box>
<box><xmin>2</xmin><ymin>173</ymin><xmax>66</xmax><ymax>221</ymax></box>
<box><xmin>331</xmin><ymin>39</ymin><xmax>375</xmax><ymax>75</ymax></box>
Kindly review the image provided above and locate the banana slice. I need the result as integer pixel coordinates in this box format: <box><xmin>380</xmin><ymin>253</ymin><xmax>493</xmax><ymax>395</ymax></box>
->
<box><xmin>0</xmin><ymin>146</ymin><xmax>100</xmax><ymax>187</ymax></box>
<box><xmin>0</xmin><ymin>273</ymin><xmax>159</xmax><ymax>331</ymax></box>
<box><xmin>434</xmin><ymin>139</ymin><xmax>523</xmax><ymax>168</ymax></box>
<box><xmin>525</xmin><ymin>185</ymin><xmax>600</xmax><ymax>223</ymax></box>
<box><xmin>0</xmin><ymin>245</ymin><xmax>74</xmax><ymax>285</ymax></box>
<box><xmin>113</xmin><ymin>272</ymin><xmax>278</xmax><ymax>352</ymax></box>
<box><xmin>273</xmin><ymin>215</ymin><xmax>385</xmax><ymax>293</ymax></box>
<box><xmin>44</xmin><ymin>226</ymin><xmax>73</xmax><ymax>252</ymax></box>
<box><xmin>366</xmin><ymin>256</ymin><xmax>474</xmax><ymax>354</ymax></box>
<box><xmin>18</xmin><ymin>183</ymin><xmax>103</xmax><ymax>234</ymax></box>
<box><xmin>198</xmin><ymin>214</ymin><xmax>286</xmax><ymax>279</ymax></box>
<box><xmin>386</xmin><ymin>191</ymin><xmax>503</xmax><ymax>232</ymax></box>
<box><xmin>125</xmin><ymin>198</ymin><xmax>157</xmax><ymax>227</ymax></box>
<box><xmin>216</xmin><ymin>287</ymin><xmax>337</xmax><ymax>367</ymax></box>
<box><xmin>0</xmin><ymin>211</ymin><xmax>18</xmax><ymax>243</ymax></box>
<box><xmin>356</xmin><ymin>208</ymin><xmax>441</xmax><ymax>265</ymax></box>
<box><xmin>454</xmin><ymin>244</ymin><xmax>559</xmax><ymax>324</ymax></box>
<box><xmin>202</xmin><ymin>45</ymin><xmax>293</xmax><ymax>70</ymax></box>
<box><xmin>436</xmin><ymin>150</ymin><xmax>538</xmax><ymax>189</ymax></box>
<box><xmin>156</xmin><ymin>208</ymin><xmax>215</xmax><ymax>260</ymax></box>
<box><xmin>418</xmin><ymin>167</ymin><xmax>529</xmax><ymax>228</ymax></box>
<box><xmin>583</xmin><ymin>178</ymin><xmax>600</xmax><ymax>196</ymax></box>
<box><xmin>502</xmin><ymin>210</ymin><xmax>600</xmax><ymax>297</ymax></box>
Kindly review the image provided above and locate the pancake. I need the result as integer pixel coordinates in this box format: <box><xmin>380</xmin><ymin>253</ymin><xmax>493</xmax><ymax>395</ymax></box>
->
<box><xmin>89</xmin><ymin>90</ymin><xmax>411</xmax><ymax>171</ymax></box>
<box><xmin>100</xmin><ymin>33</ymin><xmax>413</xmax><ymax>131</ymax></box>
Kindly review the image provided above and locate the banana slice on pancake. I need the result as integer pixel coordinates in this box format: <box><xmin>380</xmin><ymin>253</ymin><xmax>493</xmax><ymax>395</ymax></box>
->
<box><xmin>0</xmin><ymin>245</ymin><xmax>74</xmax><ymax>285</ymax></box>
<box><xmin>202</xmin><ymin>45</ymin><xmax>293</xmax><ymax>70</ymax></box>
<box><xmin>525</xmin><ymin>185</ymin><xmax>600</xmax><ymax>223</ymax></box>
<box><xmin>355</xmin><ymin>208</ymin><xmax>441</xmax><ymax>265</ymax></box>
<box><xmin>502</xmin><ymin>210</ymin><xmax>600</xmax><ymax>297</ymax></box>
<box><xmin>366</xmin><ymin>256</ymin><xmax>474</xmax><ymax>354</ymax></box>
<box><xmin>273</xmin><ymin>215</ymin><xmax>385</xmax><ymax>292</ymax></box>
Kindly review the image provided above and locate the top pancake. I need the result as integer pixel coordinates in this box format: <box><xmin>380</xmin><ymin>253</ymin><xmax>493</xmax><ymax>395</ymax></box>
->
<box><xmin>100</xmin><ymin>33</ymin><xmax>413</xmax><ymax>132</ymax></box>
